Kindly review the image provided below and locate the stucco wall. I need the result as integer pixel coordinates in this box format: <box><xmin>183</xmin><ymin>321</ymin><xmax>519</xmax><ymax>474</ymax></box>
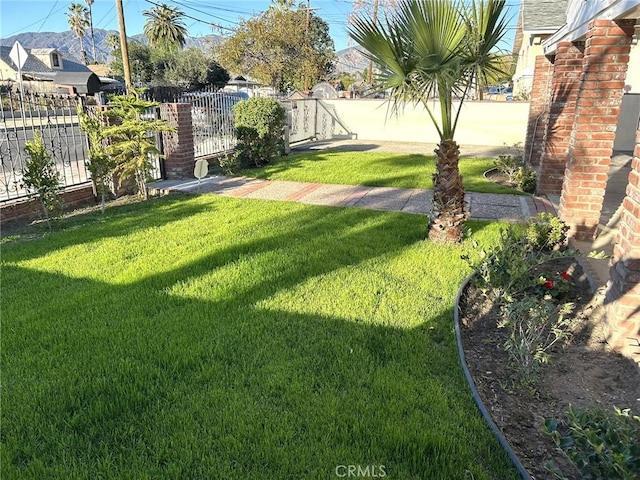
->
<box><xmin>625</xmin><ymin>42</ymin><xmax>640</xmax><ymax>93</ymax></box>
<box><xmin>326</xmin><ymin>99</ymin><xmax>530</xmax><ymax>147</ymax></box>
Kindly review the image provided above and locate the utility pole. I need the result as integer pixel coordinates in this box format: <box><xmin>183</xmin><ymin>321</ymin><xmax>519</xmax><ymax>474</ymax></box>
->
<box><xmin>86</xmin><ymin>0</ymin><xmax>97</xmax><ymax>62</ymax></box>
<box><xmin>303</xmin><ymin>0</ymin><xmax>320</xmax><ymax>93</ymax></box>
<box><xmin>304</xmin><ymin>0</ymin><xmax>311</xmax><ymax>92</ymax></box>
<box><xmin>116</xmin><ymin>0</ymin><xmax>132</xmax><ymax>91</ymax></box>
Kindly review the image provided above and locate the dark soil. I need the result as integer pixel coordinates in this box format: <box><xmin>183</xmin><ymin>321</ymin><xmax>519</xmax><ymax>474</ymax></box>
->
<box><xmin>458</xmin><ymin>257</ymin><xmax>640</xmax><ymax>479</ymax></box>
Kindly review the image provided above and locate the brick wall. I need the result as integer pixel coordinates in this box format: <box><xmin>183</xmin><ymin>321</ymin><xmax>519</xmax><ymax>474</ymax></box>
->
<box><xmin>160</xmin><ymin>103</ymin><xmax>195</xmax><ymax>180</ymax></box>
<box><xmin>1</xmin><ymin>183</ymin><xmax>96</xmax><ymax>229</ymax></box>
<box><xmin>607</xmin><ymin>127</ymin><xmax>640</xmax><ymax>363</ymax></box>
<box><xmin>537</xmin><ymin>41</ymin><xmax>584</xmax><ymax>195</ymax></box>
<box><xmin>524</xmin><ymin>55</ymin><xmax>554</xmax><ymax>168</ymax></box>
<box><xmin>558</xmin><ymin>20</ymin><xmax>635</xmax><ymax>240</ymax></box>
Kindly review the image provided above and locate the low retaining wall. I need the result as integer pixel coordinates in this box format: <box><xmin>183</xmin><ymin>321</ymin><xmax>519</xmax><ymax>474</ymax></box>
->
<box><xmin>326</xmin><ymin>99</ymin><xmax>529</xmax><ymax>147</ymax></box>
<box><xmin>1</xmin><ymin>183</ymin><xmax>96</xmax><ymax>229</ymax></box>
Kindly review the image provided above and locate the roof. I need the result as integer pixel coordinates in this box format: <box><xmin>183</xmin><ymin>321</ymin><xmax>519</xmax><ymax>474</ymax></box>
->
<box><xmin>521</xmin><ymin>0</ymin><xmax>569</xmax><ymax>32</ymax></box>
<box><xmin>0</xmin><ymin>45</ymin><xmax>90</xmax><ymax>75</ymax></box>
<box><xmin>54</xmin><ymin>71</ymin><xmax>102</xmax><ymax>94</ymax></box>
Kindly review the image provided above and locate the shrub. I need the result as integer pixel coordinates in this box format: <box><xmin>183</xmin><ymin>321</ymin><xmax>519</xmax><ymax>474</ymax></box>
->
<box><xmin>516</xmin><ymin>165</ymin><xmax>536</xmax><ymax>193</ymax></box>
<box><xmin>544</xmin><ymin>406</ymin><xmax>640</xmax><ymax>480</ymax></box>
<box><xmin>494</xmin><ymin>154</ymin><xmax>520</xmax><ymax>185</ymax></box>
<box><xmin>526</xmin><ymin>213</ymin><xmax>569</xmax><ymax>251</ymax></box>
<box><xmin>78</xmin><ymin>106</ymin><xmax>116</xmax><ymax>213</ymax></box>
<box><xmin>464</xmin><ymin>214</ymin><xmax>572</xmax><ymax>300</ymax></box>
<box><xmin>499</xmin><ymin>298</ymin><xmax>575</xmax><ymax>382</ymax></box>
<box><xmin>233</xmin><ymin>97</ymin><xmax>286</xmax><ymax>168</ymax></box>
<box><xmin>102</xmin><ymin>88</ymin><xmax>175</xmax><ymax>199</ymax></box>
<box><xmin>493</xmin><ymin>144</ymin><xmax>537</xmax><ymax>193</ymax></box>
<box><xmin>21</xmin><ymin>130</ymin><xmax>62</xmax><ymax>229</ymax></box>
<box><xmin>217</xmin><ymin>152</ymin><xmax>238</xmax><ymax>175</ymax></box>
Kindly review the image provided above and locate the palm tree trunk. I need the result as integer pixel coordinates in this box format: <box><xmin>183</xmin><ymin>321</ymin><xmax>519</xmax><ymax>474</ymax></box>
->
<box><xmin>429</xmin><ymin>139</ymin><xmax>467</xmax><ymax>244</ymax></box>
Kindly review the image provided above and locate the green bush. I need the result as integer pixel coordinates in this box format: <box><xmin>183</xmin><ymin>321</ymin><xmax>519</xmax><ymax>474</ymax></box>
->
<box><xmin>464</xmin><ymin>215</ymin><xmax>572</xmax><ymax>300</ymax></box>
<box><xmin>494</xmin><ymin>154</ymin><xmax>520</xmax><ymax>184</ymax></box>
<box><xmin>21</xmin><ymin>130</ymin><xmax>62</xmax><ymax>229</ymax></box>
<box><xmin>544</xmin><ymin>406</ymin><xmax>640</xmax><ymax>479</ymax></box>
<box><xmin>526</xmin><ymin>213</ymin><xmax>569</xmax><ymax>251</ymax></box>
<box><xmin>516</xmin><ymin>165</ymin><xmax>537</xmax><ymax>193</ymax></box>
<box><xmin>233</xmin><ymin>97</ymin><xmax>286</xmax><ymax>168</ymax></box>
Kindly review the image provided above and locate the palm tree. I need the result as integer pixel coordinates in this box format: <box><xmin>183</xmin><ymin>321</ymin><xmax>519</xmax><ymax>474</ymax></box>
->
<box><xmin>106</xmin><ymin>33</ymin><xmax>120</xmax><ymax>51</ymax></box>
<box><xmin>142</xmin><ymin>4</ymin><xmax>188</xmax><ymax>53</ymax></box>
<box><xmin>67</xmin><ymin>3</ymin><xmax>90</xmax><ymax>64</ymax></box>
<box><xmin>349</xmin><ymin>0</ymin><xmax>508</xmax><ymax>243</ymax></box>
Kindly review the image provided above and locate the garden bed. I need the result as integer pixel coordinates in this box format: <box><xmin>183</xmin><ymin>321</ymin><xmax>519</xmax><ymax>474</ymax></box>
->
<box><xmin>458</xmin><ymin>257</ymin><xmax>640</xmax><ymax>479</ymax></box>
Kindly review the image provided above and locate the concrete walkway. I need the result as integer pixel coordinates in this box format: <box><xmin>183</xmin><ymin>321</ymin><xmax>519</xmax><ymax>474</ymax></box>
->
<box><xmin>149</xmin><ymin>175</ymin><xmax>556</xmax><ymax>223</ymax></box>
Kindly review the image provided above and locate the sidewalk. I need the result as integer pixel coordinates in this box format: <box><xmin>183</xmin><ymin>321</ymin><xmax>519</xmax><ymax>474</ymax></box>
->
<box><xmin>149</xmin><ymin>175</ymin><xmax>555</xmax><ymax>223</ymax></box>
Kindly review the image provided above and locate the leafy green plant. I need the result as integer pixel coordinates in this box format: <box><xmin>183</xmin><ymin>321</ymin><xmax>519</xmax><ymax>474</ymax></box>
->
<box><xmin>544</xmin><ymin>406</ymin><xmax>640</xmax><ymax>480</ymax></box>
<box><xmin>499</xmin><ymin>298</ymin><xmax>575</xmax><ymax>382</ymax></box>
<box><xmin>464</xmin><ymin>220</ymin><xmax>573</xmax><ymax>300</ymax></box>
<box><xmin>516</xmin><ymin>165</ymin><xmax>536</xmax><ymax>193</ymax></box>
<box><xmin>526</xmin><ymin>213</ymin><xmax>569</xmax><ymax>250</ymax></box>
<box><xmin>463</xmin><ymin>214</ymin><xmax>575</xmax><ymax>384</ymax></box>
<box><xmin>217</xmin><ymin>152</ymin><xmax>238</xmax><ymax>175</ymax></box>
<box><xmin>233</xmin><ymin>97</ymin><xmax>286</xmax><ymax>168</ymax></box>
<box><xmin>533</xmin><ymin>270</ymin><xmax>573</xmax><ymax>300</ymax></box>
<box><xmin>21</xmin><ymin>130</ymin><xmax>62</xmax><ymax>229</ymax></box>
<box><xmin>78</xmin><ymin>106</ymin><xmax>116</xmax><ymax>213</ymax></box>
<box><xmin>102</xmin><ymin>88</ymin><xmax>175</xmax><ymax>199</ymax></box>
<box><xmin>494</xmin><ymin>154</ymin><xmax>520</xmax><ymax>185</ymax></box>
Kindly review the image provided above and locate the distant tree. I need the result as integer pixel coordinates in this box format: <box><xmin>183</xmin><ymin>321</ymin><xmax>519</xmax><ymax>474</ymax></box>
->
<box><xmin>163</xmin><ymin>48</ymin><xmax>229</xmax><ymax>89</ymax></box>
<box><xmin>67</xmin><ymin>3</ymin><xmax>90</xmax><ymax>64</ymax></box>
<box><xmin>349</xmin><ymin>0</ymin><xmax>398</xmax><ymax>83</ymax></box>
<box><xmin>106</xmin><ymin>32</ymin><xmax>120</xmax><ymax>51</ymax></box>
<box><xmin>110</xmin><ymin>41</ymin><xmax>154</xmax><ymax>84</ymax></box>
<box><xmin>143</xmin><ymin>4</ymin><xmax>188</xmax><ymax>53</ymax></box>
<box><xmin>217</xmin><ymin>2</ymin><xmax>335</xmax><ymax>92</ymax></box>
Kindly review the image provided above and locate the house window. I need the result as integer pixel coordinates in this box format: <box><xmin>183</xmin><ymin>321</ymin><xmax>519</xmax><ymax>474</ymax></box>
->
<box><xmin>52</xmin><ymin>53</ymin><xmax>60</xmax><ymax>67</ymax></box>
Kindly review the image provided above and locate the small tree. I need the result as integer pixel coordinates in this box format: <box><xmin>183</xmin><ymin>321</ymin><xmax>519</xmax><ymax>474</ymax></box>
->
<box><xmin>78</xmin><ymin>106</ymin><xmax>115</xmax><ymax>213</ymax></box>
<box><xmin>102</xmin><ymin>89</ymin><xmax>176</xmax><ymax>199</ymax></box>
<box><xmin>233</xmin><ymin>98</ymin><xmax>286</xmax><ymax>168</ymax></box>
<box><xmin>21</xmin><ymin>131</ymin><xmax>62</xmax><ymax>229</ymax></box>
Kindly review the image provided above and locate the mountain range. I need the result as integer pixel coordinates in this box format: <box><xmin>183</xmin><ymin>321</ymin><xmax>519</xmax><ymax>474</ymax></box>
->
<box><xmin>0</xmin><ymin>29</ymin><xmax>368</xmax><ymax>74</ymax></box>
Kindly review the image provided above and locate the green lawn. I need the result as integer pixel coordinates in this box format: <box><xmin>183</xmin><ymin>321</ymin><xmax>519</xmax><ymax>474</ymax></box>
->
<box><xmin>239</xmin><ymin>150</ymin><xmax>519</xmax><ymax>194</ymax></box>
<box><xmin>2</xmin><ymin>196</ymin><xmax>519</xmax><ymax>479</ymax></box>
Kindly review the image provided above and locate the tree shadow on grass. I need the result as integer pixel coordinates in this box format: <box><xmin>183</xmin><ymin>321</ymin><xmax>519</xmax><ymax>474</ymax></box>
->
<box><xmin>1</xmin><ymin>202</ymin><xmax>520</xmax><ymax>480</ymax></box>
<box><xmin>1</xmin><ymin>195</ymin><xmax>213</xmax><ymax>261</ymax></box>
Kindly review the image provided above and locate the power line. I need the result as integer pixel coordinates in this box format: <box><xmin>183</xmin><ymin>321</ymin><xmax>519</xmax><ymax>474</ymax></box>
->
<box><xmin>142</xmin><ymin>0</ymin><xmax>237</xmax><ymax>32</ymax></box>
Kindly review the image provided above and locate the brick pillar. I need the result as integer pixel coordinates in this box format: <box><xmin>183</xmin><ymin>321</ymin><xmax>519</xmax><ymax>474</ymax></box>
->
<box><xmin>606</xmin><ymin>128</ymin><xmax>640</xmax><ymax>363</ymax></box>
<box><xmin>558</xmin><ymin>20</ymin><xmax>635</xmax><ymax>240</ymax></box>
<box><xmin>160</xmin><ymin>103</ymin><xmax>194</xmax><ymax>180</ymax></box>
<box><xmin>537</xmin><ymin>42</ymin><xmax>584</xmax><ymax>195</ymax></box>
<box><xmin>524</xmin><ymin>55</ymin><xmax>554</xmax><ymax>168</ymax></box>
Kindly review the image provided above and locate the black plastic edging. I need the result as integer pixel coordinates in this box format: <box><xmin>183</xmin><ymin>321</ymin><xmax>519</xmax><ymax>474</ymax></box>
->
<box><xmin>454</xmin><ymin>273</ymin><xmax>533</xmax><ymax>480</ymax></box>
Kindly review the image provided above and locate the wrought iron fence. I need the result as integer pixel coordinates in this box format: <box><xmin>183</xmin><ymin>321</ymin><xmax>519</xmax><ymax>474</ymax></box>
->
<box><xmin>179</xmin><ymin>88</ymin><xmax>246</xmax><ymax>159</ymax></box>
<box><xmin>0</xmin><ymin>91</ymin><xmax>90</xmax><ymax>202</ymax></box>
<box><xmin>1</xmin><ymin>91</ymin><xmax>166</xmax><ymax>203</ymax></box>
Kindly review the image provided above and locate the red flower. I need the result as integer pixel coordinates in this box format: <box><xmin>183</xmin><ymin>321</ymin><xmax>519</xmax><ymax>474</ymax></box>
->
<box><xmin>560</xmin><ymin>271</ymin><xmax>571</xmax><ymax>281</ymax></box>
<box><xmin>543</xmin><ymin>280</ymin><xmax>554</xmax><ymax>288</ymax></box>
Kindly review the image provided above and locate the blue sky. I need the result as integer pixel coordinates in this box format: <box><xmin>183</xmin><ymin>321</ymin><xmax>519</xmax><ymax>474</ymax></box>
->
<box><xmin>0</xmin><ymin>0</ymin><xmax>520</xmax><ymax>52</ymax></box>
